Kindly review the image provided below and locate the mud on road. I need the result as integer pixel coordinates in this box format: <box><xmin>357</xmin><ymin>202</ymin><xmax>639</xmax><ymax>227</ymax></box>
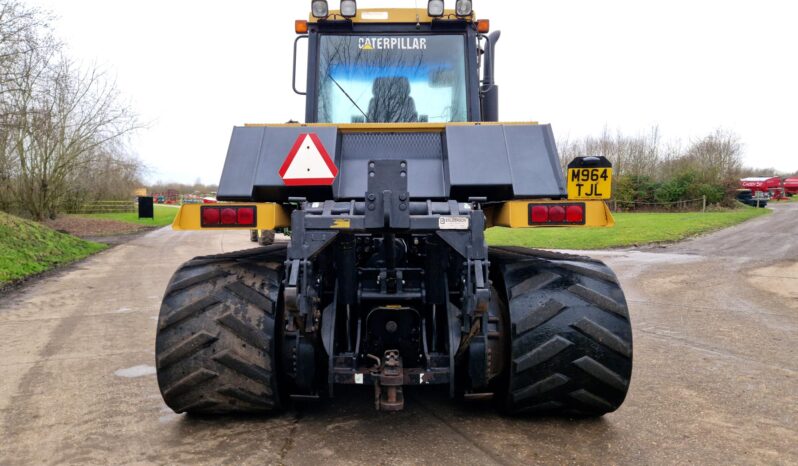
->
<box><xmin>1</xmin><ymin>204</ymin><xmax>797</xmax><ymax>465</ymax></box>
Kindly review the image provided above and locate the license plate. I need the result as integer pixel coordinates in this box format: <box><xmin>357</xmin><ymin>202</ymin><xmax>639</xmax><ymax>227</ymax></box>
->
<box><xmin>567</xmin><ymin>167</ymin><xmax>612</xmax><ymax>200</ymax></box>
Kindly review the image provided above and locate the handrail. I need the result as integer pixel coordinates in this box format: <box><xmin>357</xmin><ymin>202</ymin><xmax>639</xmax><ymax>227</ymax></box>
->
<box><xmin>293</xmin><ymin>35</ymin><xmax>309</xmax><ymax>96</ymax></box>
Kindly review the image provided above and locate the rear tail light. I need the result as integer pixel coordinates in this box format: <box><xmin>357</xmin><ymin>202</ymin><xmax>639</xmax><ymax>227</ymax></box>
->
<box><xmin>237</xmin><ymin>207</ymin><xmax>255</xmax><ymax>226</ymax></box>
<box><xmin>202</xmin><ymin>207</ymin><xmax>220</xmax><ymax>225</ymax></box>
<box><xmin>548</xmin><ymin>206</ymin><xmax>566</xmax><ymax>223</ymax></box>
<box><xmin>221</xmin><ymin>208</ymin><xmax>237</xmax><ymax>225</ymax></box>
<box><xmin>530</xmin><ymin>205</ymin><xmax>549</xmax><ymax>223</ymax></box>
<box><xmin>527</xmin><ymin>203</ymin><xmax>586</xmax><ymax>225</ymax></box>
<box><xmin>566</xmin><ymin>205</ymin><xmax>584</xmax><ymax>223</ymax></box>
<box><xmin>201</xmin><ymin>206</ymin><xmax>257</xmax><ymax>228</ymax></box>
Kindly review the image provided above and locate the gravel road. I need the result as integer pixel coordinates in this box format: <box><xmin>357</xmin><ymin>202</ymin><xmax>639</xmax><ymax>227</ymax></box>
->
<box><xmin>1</xmin><ymin>203</ymin><xmax>796</xmax><ymax>465</ymax></box>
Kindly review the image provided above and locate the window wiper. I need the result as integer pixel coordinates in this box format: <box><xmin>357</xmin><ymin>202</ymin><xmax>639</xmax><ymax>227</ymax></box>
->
<box><xmin>328</xmin><ymin>74</ymin><xmax>369</xmax><ymax>122</ymax></box>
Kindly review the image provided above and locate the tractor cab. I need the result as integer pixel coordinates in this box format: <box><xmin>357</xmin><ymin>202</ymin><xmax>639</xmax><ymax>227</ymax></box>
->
<box><xmin>295</xmin><ymin>5</ymin><xmax>495</xmax><ymax>123</ymax></box>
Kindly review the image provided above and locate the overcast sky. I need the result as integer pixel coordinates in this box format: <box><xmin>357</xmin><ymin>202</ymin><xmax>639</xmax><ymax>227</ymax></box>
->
<box><xmin>26</xmin><ymin>0</ymin><xmax>798</xmax><ymax>184</ymax></box>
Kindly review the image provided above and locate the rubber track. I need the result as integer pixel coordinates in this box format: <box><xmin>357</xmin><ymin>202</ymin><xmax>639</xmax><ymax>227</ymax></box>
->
<box><xmin>490</xmin><ymin>247</ymin><xmax>633</xmax><ymax>416</ymax></box>
<box><xmin>155</xmin><ymin>246</ymin><xmax>287</xmax><ymax>414</ymax></box>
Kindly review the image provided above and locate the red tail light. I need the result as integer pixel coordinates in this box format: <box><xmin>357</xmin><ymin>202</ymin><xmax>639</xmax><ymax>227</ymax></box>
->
<box><xmin>527</xmin><ymin>203</ymin><xmax>586</xmax><ymax>225</ymax></box>
<box><xmin>548</xmin><ymin>206</ymin><xmax>566</xmax><ymax>223</ymax></box>
<box><xmin>566</xmin><ymin>205</ymin><xmax>585</xmax><ymax>223</ymax></box>
<box><xmin>237</xmin><ymin>207</ymin><xmax>255</xmax><ymax>226</ymax></box>
<box><xmin>201</xmin><ymin>206</ymin><xmax>258</xmax><ymax>228</ymax></box>
<box><xmin>221</xmin><ymin>208</ymin><xmax>237</xmax><ymax>225</ymax></box>
<box><xmin>530</xmin><ymin>206</ymin><xmax>549</xmax><ymax>223</ymax></box>
<box><xmin>202</xmin><ymin>207</ymin><xmax>220</xmax><ymax>225</ymax></box>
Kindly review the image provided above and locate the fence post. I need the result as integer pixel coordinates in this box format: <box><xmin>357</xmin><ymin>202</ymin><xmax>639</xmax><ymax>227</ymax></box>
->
<box><xmin>702</xmin><ymin>195</ymin><xmax>706</xmax><ymax>213</ymax></box>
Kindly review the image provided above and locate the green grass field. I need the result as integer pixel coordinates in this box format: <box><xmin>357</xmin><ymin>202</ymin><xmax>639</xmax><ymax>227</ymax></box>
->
<box><xmin>83</xmin><ymin>204</ymin><xmax>178</xmax><ymax>227</ymax></box>
<box><xmin>0</xmin><ymin>212</ymin><xmax>106</xmax><ymax>285</ymax></box>
<box><xmin>486</xmin><ymin>207</ymin><xmax>770</xmax><ymax>250</ymax></box>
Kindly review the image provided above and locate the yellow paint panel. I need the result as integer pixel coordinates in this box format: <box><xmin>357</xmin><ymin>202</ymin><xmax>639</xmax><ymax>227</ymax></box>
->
<box><xmin>308</xmin><ymin>8</ymin><xmax>473</xmax><ymax>24</ymax></box>
<box><xmin>489</xmin><ymin>200</ymin><xmax>615</xmax><ymax>228</ymax></box>
<box><xmin>171</xmin><ymin>203</ymin><xmax>290</xmax><ymax>231</ymax></box>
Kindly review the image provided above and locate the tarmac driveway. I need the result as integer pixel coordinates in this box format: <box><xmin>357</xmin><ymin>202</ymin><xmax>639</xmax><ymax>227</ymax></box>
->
<box><xmin>1</xmin><ymin>204</ymin><xmax>796</xmax><ymax>465</ymax></box>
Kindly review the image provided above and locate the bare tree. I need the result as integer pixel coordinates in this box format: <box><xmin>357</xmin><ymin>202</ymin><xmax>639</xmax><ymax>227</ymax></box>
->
<box><xmin>558</xmin><ymin>127</ymin><xmax>746</xmax><ymax>208</ymax></box>
<box><xmin>681</xmin><ymin>129</ymin><xmax>743</xmax><ymax>183</ymax></box>
<box><xmin>61</xmin><ymin>142</ymin><xmax>144</xmax><ymax>212</ymax></box>
<box><xmin>1</xmin><ymin>1</ymin><xmax>140</xmax><ymax>219</ymax></box>
<box><xmin>1</xmin><ymin>1</ymin><xmax>49</xmax><ymax>211</ymax></box>
<box><xmin>558</xmin><ymin>126</ymin><xmax>661</xmax><ymax>179</ymax></box>
<box><xmin>11</xmin><ymin>57</ymin><xmax>138</xmax><ymax>218</ymax></box>
<box><xmin>1</xmin><ymin>1</ymin><xmax>47</xmax><ymax>96</ymax></box>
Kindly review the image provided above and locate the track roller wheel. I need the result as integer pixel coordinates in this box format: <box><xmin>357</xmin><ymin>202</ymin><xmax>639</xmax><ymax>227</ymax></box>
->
<box><xmin>155</xmin><ymin>245</ymin><xmax>286</xmax><ymax>414</ymax></box>
<box><xmin>490</xmin><ymin>246</ymin><xmax>633</xmax><ymax>417</ymax></box>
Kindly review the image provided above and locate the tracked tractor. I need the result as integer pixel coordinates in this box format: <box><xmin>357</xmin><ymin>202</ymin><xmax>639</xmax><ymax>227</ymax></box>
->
<box><xmin>157</xmin><ymin>1</ymin><xmax>633</xmax><ymax>416</ymax></box>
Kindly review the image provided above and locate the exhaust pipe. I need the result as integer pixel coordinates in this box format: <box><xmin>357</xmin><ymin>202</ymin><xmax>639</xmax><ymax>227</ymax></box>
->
<box><xmin>481</xmin><ymin>30</ymin><xmax>501</xmax><ymax>122</ymax></box>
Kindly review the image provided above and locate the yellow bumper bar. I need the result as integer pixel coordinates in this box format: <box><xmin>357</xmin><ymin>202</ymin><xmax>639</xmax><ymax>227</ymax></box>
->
<box><xmin>171</xmin><ymin>203</ymin><xmax>290</xmax><ymax>231</ymax></box>
<box><xmin>489</xmin><ymin>200</ymin><xmax>615</xmax><ymax>228</ymax></box>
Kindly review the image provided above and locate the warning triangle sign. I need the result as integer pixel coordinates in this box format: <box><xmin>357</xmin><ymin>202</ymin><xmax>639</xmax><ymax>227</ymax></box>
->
<box><xmin>279</xmin><ymin>133</ymin><xmax>339</xmax><ymax>186</ymax></box>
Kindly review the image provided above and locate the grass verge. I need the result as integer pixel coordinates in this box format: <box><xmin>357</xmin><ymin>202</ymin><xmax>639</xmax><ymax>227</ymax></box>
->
<box><xmin>486</xmin><ymin>206</ymin><xmax>771</xmax><ymax>250</ymax></box>
<box><xmin>0</xmin><ymin>212</ymin><xmax>107</xmax><ymax>285</ymax></box>
<box><xmin>82</xmin><ymin>204</ymin><xmax>178</xmax><ymax>227</ymax></box>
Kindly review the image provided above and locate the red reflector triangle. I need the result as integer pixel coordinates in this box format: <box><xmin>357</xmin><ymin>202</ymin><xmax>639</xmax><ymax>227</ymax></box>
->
<box><xmin>279</xmin><ymin>133</ymin><xmax>338</xmax><ymax>186</ymax></box>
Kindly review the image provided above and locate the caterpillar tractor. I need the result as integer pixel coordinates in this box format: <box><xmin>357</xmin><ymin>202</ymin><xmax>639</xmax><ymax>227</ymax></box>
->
<box><xmin>156</xmin><ymin>1</ymin><xmax>633</xmax><ymax>416</ymax></box>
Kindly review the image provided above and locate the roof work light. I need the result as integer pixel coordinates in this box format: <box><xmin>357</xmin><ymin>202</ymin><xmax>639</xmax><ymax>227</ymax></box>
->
<box><xmin>455</xmin><ymin>0</ymin><xmax>473</xmax><ymax>17</ymax></box>
<box><xmin>340</xmin><ymin>0</ymin><xmax>357</xmax><ymax>18</ymax></box>
<box><xmin>311</xmin><ymin>0</ymin><xmax>329</xmax><ymax>18</ymax></box>
<box><xmin>427</xmin><ymin>0</ymin><xmax>445</xmax><ymax>17</ymax></box>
